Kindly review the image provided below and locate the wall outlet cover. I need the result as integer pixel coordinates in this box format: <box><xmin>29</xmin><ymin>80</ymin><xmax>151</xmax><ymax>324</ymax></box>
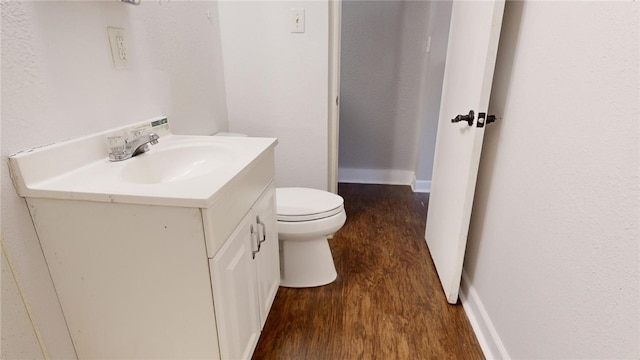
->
<box><xmin>107</xmin><ymin>27</ymin><xmax>128</xmax><ymax>69</ymax></box>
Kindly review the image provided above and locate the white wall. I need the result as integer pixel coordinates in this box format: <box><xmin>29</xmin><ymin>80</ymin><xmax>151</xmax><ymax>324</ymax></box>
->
<box><xmin>463</xmin><ymin>1</ymin><xmax>639</xmax><ymax>358</ymax></box>
<box><xmin>1</xmin><ymin>1</ymin><xmax>228</xmax><ymax>357</ymax></box>
<box><xmin>338</xmin><ymin>1</ymin><xmax>437</xmax><ymax>186</ymax></box>
<box><xmin>218</xmin><ymin>1</ymin><xmax>329</xmax><ymax>191</ymax></box>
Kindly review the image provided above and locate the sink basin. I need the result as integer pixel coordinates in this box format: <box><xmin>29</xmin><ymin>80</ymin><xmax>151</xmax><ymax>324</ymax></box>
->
<box><xmin>120</xmin><ymin>144</ymin><xmax>234</xmax><ymax>184</ymax></box>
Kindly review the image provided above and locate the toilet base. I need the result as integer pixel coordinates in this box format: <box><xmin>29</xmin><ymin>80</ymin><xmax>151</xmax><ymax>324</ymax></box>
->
<box><xmin>279</xmin><ymin>236</ymin><xmax>337</xmax><ymax>288</ymax></box>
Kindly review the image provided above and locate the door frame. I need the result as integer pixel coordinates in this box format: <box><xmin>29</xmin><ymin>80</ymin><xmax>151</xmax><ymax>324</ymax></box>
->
<box><xmin>327</xmin><ymin>0</ymin><xmax>341</xmax><ymax>194</ymax></box>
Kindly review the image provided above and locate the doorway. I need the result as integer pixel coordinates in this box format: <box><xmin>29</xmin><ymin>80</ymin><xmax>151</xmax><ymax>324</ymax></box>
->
<box><xmin>328</xmin><ymin>1</ymin><xmax>453</xmax><ymax>193</ymax></box>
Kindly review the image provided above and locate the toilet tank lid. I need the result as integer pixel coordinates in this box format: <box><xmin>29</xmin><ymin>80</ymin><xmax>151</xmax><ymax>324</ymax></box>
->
<box><xmin>276</xmin><ymin>187</ymin><xmax>344</xmax><ymax>217</ymax></box>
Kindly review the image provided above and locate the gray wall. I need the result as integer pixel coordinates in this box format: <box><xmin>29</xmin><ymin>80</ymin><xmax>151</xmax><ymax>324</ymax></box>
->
<box><xmin>413</xmin><ymin>1</ymin><xmax>452</xmax><ymax>190</ymax></box>
<box><xmin>339</xmin><ymin>0</ymin><xmax>447</xmax><ymax>187</ymax></box>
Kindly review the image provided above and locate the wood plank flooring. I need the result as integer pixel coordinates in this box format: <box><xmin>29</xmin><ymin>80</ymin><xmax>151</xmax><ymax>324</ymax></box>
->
<box><xmin>252</xmin><ymin>183</ymin><xmax>484</xmax><ymax>360</ymax></box>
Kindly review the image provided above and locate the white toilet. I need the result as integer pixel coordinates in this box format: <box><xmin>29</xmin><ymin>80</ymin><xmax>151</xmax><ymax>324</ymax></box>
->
<box><xmin>276</xmin><ymin>187</ymin><xmax>346</xmax><ymax>288</ymax></box>
<box><xmin>213</xmin><ymin>132</ymin><xmax>346</xmax><ymax>287</ymax></box>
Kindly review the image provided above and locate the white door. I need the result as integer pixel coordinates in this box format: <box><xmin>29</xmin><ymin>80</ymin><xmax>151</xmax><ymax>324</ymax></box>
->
<box><xmin>425</xmin><ymin>0</ymin><xmax>505</xmax><ymax>304</ymax></box>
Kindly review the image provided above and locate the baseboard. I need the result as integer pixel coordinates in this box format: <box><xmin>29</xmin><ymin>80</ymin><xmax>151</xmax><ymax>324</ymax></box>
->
<box><xmin>459</xmin><ymin>271</ymin><xmax>510</xmax><ymax>360</ymax></box>
<box><xmin>338</xmin><ymin>168</ymin><xmax>414</xmax><ymax>186</ymax></box>
<box><xmin>411</xmin><ymin>176</ymin><xmax>431</xmax><ymax>193</ymax></box>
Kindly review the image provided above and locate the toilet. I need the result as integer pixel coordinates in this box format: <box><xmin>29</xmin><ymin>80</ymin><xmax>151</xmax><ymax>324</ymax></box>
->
<box><xmin>214</xmin><ymin>132</ymin><xmax>346</xmax><ymax>288</ymax></box>
<box><xmin>276</xmin><ymin>187</ymin><xmax>346</xmax><ymax>287</ymax></box>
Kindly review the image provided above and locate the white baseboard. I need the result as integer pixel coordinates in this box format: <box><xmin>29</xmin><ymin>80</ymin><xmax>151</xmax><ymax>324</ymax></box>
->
<box><xmin>411</xmin><ymin>176</ymin><xmax>431</xmax><ymax>193</ymax></box>
<box><xmin>338</xmin><ymin>168</ymin><xmax>414</xmax><ymax>186</ymax></box>
<box><xmin>459</xmin><ymin>271</ymin><xmax>510</xmax><ymax>360</ymax></box>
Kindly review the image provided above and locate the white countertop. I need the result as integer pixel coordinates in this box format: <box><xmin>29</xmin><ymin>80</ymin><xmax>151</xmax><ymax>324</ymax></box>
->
<box><xmin>9</xmin><ymin>129</ymin><xmax>277</xmax><ymax>208</ymax></box>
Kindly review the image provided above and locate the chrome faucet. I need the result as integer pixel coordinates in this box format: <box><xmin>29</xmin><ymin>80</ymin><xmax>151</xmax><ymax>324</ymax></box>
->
<box><xmin>108</xmin><ymin>133</ymin><xmax>159</xmax><ymax>161</ymax></box>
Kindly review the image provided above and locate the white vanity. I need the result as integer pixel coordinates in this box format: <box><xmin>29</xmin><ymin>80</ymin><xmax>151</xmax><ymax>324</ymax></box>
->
<box><xmin>8</xmin><ymin>118</ymin><xmax>279</xmax><ymax>359</ymax></box>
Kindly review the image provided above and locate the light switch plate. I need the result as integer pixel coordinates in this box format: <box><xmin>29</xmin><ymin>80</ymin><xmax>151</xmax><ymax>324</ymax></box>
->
<box><xmin>291</xmin><ymin>8</ymin><xmax>305</xmax><ymax>33</ymax></box>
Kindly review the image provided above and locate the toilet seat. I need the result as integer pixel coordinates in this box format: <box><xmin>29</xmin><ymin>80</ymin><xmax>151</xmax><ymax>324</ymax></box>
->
<box><xmin>276</xmin><ymin>187</ymin><xmax>344</xmax><ymax>222</ymax></box>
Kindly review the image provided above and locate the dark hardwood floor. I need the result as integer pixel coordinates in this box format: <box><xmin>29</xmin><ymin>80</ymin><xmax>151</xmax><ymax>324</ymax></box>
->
<box><xmin>253</xmin><ymin>183</ymin><xmax>484</xmax><ymax>360</ymax></box>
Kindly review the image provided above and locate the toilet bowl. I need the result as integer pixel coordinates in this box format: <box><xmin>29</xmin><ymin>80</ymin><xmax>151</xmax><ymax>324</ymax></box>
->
<box><xmin>211</xmin><ymin>133</ymin><xmax>346</xmax><ymax>287</ymax></box>
<box><xmin>276</xmin><ymin>187</ymin><xmax>346</xmax><ymax>288</ymax></box>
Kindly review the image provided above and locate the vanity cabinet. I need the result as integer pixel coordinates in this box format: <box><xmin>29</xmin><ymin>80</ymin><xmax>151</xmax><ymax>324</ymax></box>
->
<box><xmin>11</xmin><ymin>130</ymin><xmax>280</xmax><ymax>360</ymax></box>
<box><xmin>210</xmin><ymin>184</ymin><xmax>279</xmax><ymax>360</ymax></box>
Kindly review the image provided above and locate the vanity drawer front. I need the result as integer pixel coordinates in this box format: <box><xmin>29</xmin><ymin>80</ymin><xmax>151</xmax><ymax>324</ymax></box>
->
<box><xmin>202</xmin><ymin>150</ymin><xmax>275</xmax><ymax>258</ymax></box>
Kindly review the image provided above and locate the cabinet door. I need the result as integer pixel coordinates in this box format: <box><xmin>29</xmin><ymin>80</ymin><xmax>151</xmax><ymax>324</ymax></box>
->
<box><xmin>253</xmin><ymin>184</ymin><xmax>281</xmax><ymax>327</ymax></box>
<box><xmin>210</xmin><ymin>213</ymin><xmax>261</xmax><ymax>360</ymax></box>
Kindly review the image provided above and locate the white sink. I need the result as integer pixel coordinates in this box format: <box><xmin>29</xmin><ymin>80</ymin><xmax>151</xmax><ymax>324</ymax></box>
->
<box><xmin>121</xmin><ymin>144</ymin><xmax>234</xmax><ymax>184</ymax></box>
<box><xmin>8</xmin><ymin>118</ymin><xmax>278</xmax><ymax>208</ymax></box>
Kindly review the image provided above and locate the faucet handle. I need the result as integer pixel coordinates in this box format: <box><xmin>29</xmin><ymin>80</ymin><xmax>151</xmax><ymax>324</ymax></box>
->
<box><xmin>148</xmin><ymin>133</ymin><xmax>159</xmax><ymax>145</ymax></box>
<box><xmin>128</xmin><ymin>128</ymin><xmax>147</xmax><ymax>142</ymax></box>
<box><xmin>107</xmin><ymin>135</ymin><xmax>125</xmax><ymax>154</ymax></box>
